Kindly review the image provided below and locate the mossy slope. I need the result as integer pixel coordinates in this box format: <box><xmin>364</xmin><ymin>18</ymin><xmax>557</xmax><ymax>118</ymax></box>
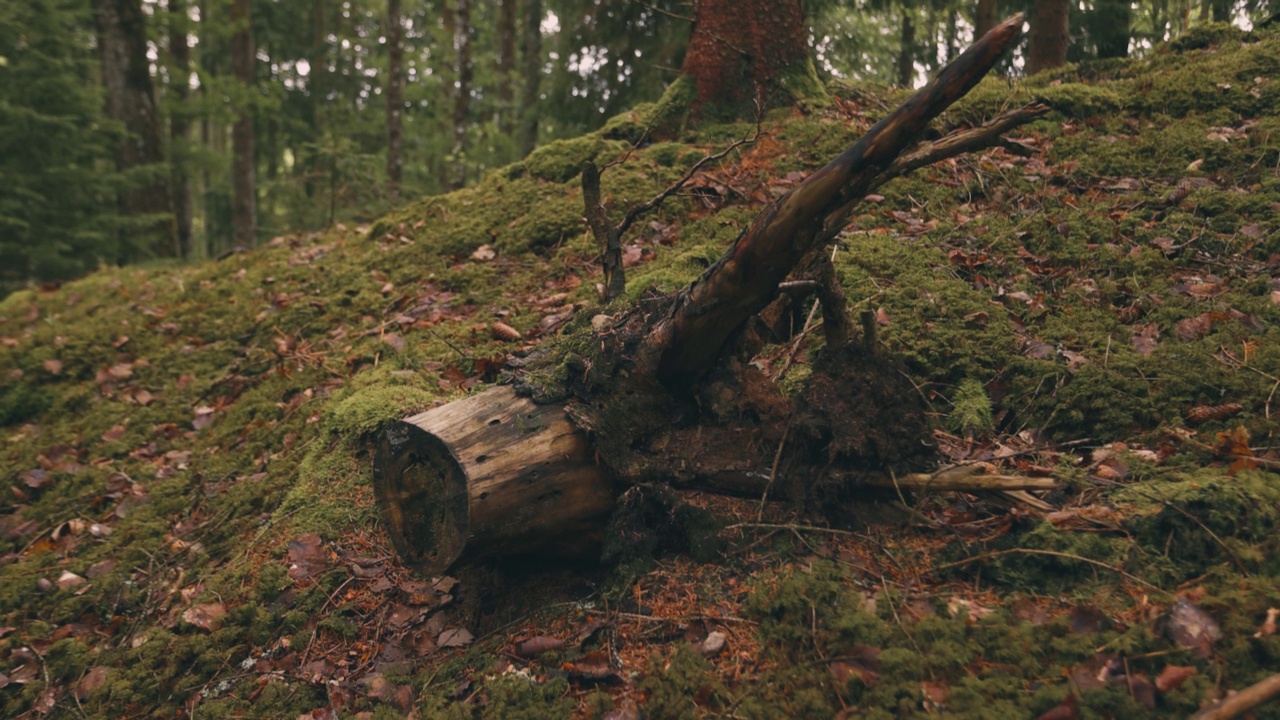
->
<box><xmin>1</xmin><ymin>24</ymin><xmax>1279</xmax><ymax>718</ymax></box>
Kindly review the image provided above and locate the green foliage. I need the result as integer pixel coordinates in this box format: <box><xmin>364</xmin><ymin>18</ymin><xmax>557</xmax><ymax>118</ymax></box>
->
<box><xmin>0</xmin><ymin>0</ymin><xmax>125</xmax><ymax>291</ymax></box>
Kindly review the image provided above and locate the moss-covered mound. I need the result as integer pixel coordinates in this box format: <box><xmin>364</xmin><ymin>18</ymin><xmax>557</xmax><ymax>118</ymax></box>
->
<box><xmin>2</xmin><ymin>24</ymin><xmax>1279</xmax><ymax>719</ymax></box>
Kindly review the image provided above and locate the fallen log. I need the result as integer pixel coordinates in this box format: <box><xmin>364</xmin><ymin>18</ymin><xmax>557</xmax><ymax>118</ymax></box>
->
<box><xmin>372</xmin><ymin>17</ymin><xmax>1045</xmax><ymax>575</ymax></box>
<box><xmin>373</xmin><ymin>385</ymin><xmax>616</xmax><ymax>576</ymax></box>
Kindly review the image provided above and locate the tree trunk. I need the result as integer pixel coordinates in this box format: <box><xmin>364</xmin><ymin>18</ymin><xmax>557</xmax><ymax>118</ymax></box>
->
<box><xmin>91</xmin><ymin>0</ymin><xmax>177</xmax><ymax>257</ymax></box>
<box><xmin>897</xmin><ymin>10</ymin><xmax>916</xmax><ymax>88</ymax></box>
<box><xmin>230</xmin><ymin>0</ymin><xmax>256</xmax><ymax>248</ymax></box>
<box><xmin>168</xmin><ymin>0</ymin><xmax>193</xmax><ymax>258</ymax></box>
<box><xmin>374</xmin><ymin>386</ymin><xmax>616</xmax><ymax>575</ymax></box>
<box><xmin>1211</xmin><ymin>0</ymin><xmax>1231</xmax><ymax>22</ymax></box>
<box><xmin>496</xmin><ymin>0</ymin><xmax>517</xmax><ymax>135</ymax></box>
<box><xmin>386</xmin><ymin>0</ymin><xmax>404</xmax><ymax>195</ymax></box>
<box><xmin>681</xmin><ymin>0</ymin><xmax>811</xmax><ymax>117</ymax></box>
<box><xmin>450</xmin><ymin>0</ymin><xmax>473</xmax><ymax>189</ymax></box>
<box><xmin>517</xmin><ymin>0</ymin><xmax>542</xmax><ymax>156</ymax></box>
<box><xmin>1092</xmin><ymin>0</ymin><xmax>1132</xmax><ymax>58</ymax></box>
<box><xmin>1026</xmin><ymin>0</ymin><xmax>1069</xmax><ymax>75</ymax></box>
<box><xmin>975</xmin><ymin>0</ymin><xmax>998</xmax><ymax>42</ymax></box>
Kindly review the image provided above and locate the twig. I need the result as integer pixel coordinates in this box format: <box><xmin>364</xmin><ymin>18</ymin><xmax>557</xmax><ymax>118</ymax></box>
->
<box><xmin>757</xmin><ymin>420</ymin><xmax>793</xmax><ymax>520</ymax></box>
<box><xmin>932</xmin><ymin>548</ymin><xmax>1163</xmax><ymax>593</ymax></box>
<box><xmin>1189</xmin><ymin>672</ymin><xmax>1280</xmax><ymax>720</ymax></box>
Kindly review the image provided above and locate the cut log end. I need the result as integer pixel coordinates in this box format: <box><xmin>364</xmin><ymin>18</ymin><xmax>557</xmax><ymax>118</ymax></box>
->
<box><xmin>373</xmin><ymin>386</ymin><xmax>617</xmax><ymax>576</ymax></box>
<box><xmin>374</xmin><ymin>422</ymin><xmax>471</xmax><ymax>575</ymax></box>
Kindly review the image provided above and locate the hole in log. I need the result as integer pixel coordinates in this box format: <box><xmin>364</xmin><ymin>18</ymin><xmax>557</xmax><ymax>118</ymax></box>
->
<box><xmin>476</xmin><ymin>455</ymin><xmax>489</xmax><ymax>464</ymax></box>
<box><xmin>479</xmin><ymin>491</ymin><xmax>489</xmax><ymax>500</ymax></box>
<box><xmin>488</xmin><ymin>418</ymin><xmax>501</xmax><ymax>426</ymax></box>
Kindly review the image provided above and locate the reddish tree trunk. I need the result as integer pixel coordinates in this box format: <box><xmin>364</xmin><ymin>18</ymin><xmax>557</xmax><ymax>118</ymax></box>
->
<box><xmin>230</xmin><ymin>0</ymin><xmax>256</xmax><ymax>248</ymax></box>
<box><xmin>975</xmin><ymin>0</ymin><xmax>998</xmax><ymax>40</ymax></box>
<box><xmin>1026</xmin><ymin>0</ymin><xmax>1069</xmax><ymax>75</ymax></box>
<box><xmin>386</xmin><ymin>0</ymin><xmax>404</xmax><ymax>194</ymax></box>
<box><xmin>681</xmin><ymin>0</ymin><xmax>809</xmax><ymax>116</ymax></box>
<box><xmin>92</xmin><ymin>0</ymin><xmax>176</xmax><ymax>257</ymax></box>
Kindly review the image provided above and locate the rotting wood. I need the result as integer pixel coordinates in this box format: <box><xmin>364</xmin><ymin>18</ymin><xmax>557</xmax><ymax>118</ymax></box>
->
<box><xmin>373</xmin><ymin>385</ymin><xmax>616</xmax><ymax>576</ymax></box>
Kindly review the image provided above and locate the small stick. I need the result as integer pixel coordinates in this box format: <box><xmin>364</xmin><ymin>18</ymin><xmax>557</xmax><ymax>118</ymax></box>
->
<box><xmin>860</xmin><ymin>309</ymin><xmax>878</xmax><ymax>353</ymax></box>
<box><xmin>933</xmin><ymin>548</ymin><xmax>1163</xmax><ymax>593</ymax></box>
<box><xmin>1189</xmin><ymin>672</ymin><xmax>1280</xmax><ymax>720</ymax></box>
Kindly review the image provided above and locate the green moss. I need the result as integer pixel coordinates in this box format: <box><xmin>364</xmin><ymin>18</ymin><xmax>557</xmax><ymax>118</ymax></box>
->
<box><xmin>639</xmin><ymin>644</ymin><xmax>724</xmax><ymax>720</ymax></box>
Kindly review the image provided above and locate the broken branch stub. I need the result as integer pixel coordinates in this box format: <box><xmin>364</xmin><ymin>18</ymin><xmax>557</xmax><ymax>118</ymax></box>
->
<box><xmin>643</xmin><ymin>15</ymin><xmax>1027</xmax><ymax>386</ymax></box>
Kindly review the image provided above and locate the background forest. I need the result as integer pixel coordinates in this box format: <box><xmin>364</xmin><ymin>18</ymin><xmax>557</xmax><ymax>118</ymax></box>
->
<box><xmin>0</xmin><ymin>0</ymin><xmax>1271</xmax><ymax>294</ymax></box>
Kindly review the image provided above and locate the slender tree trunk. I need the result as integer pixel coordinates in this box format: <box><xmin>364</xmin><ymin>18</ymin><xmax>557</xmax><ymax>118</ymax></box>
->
<box><xmin>168</xmin><ymin>0</ymin><xmax>193</xmax><ymax>258</ymax></box>
<box><xmin>450</xmin><ymin>0</ymin><xmax>473</xmax><ymax>189</ymax></box>
<box><xmin>975</xmin><ymin>0</ymin><xmax>998</xmax><ymax>40</ymax></box>
<box><xmin>1211</xmin><ymin>0</ymin><xmax>1231</xmax><ymax>22</ymax></box>
<box><xmin>306</xmin><ymin>3</ymin><xmax>327</xmax><ymax>200</ymax></box>
<box><xmin>1092</xmin><ymin>0</ymin><xmax>1132</xmax><ymax>58</ymax></box>
<box><xmin>517</xmin><ymin>0</ymin><xmax>542</xmax><ymax>156</ymax></box>
<box><xmin>496</xmin><ymin>0</ymin><xmax>517</xmax><ymax>135</ymax></box>
<box><xmin>946</xmin><ymin>7</ymin><xmax>959</xmax><ymax>62</ymax></box>
<box><xmin>1026</xmin><ymin>0</ymin><xmax>1069</xmax><ymax>75</ymax></box>
<box><xmin>897</xmin><ymin>10</ymin><xmax>916</xmax><ymax>87</ymax></box>
<box><xmin>91</xmin><ymin>0</ymin><xmax>177</xmax><ymax>257</ymax></box>
<box><xmin>386</xmin><ymin>0</ymin><xmax>404</xmax><ymax>196</ymax></box>
<box><xmin>681</xmin><ymin>0</ymin><xmax>810</xmax><ymax>117</ymax></box>
<box><xmin>230</xmin><ymin>0</ymin><xmax>256</xmax><ymax>248</ymax></box>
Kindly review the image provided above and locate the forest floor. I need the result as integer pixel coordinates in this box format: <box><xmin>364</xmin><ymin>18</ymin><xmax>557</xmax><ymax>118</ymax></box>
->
<box><xmin>2</xmin><ymin>23</ymin><xmax>1280</xmax><ymax>720</ymax></box>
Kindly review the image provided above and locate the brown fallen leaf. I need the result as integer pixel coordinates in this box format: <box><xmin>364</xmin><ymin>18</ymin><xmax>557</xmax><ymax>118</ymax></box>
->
<box><xmin>42</xmin><ymin>359</ymin><xmax>63</xmax><ymax>374</ymax></box>
<box><xmin>287</xmin><ymin>533</ymin><xmax>328</xmax><ymax>580</ymax></box>
<box><xmin>563</xmin><ymin>650</ymin><xmax>617</xmax><ymax>682</ymax></box>
<box><xmin>470</xmin><ymin>244</ymin><xmax>496</xmax><ymax>261</ymax></box>
<box><xmin>182</xmin><ymin>602</ymin><xmax>227</xmax><ymax>632</ymax></box>
<box><xmin>74</xmin><ymin>666</ymin><xmax>109</xmax><ymax>700</ymax></box>
<box><xmin>516</xmin><ymin>636</ymin><xmax>564</xmax><ymax>657</ymax></box>
<box><xmin>1155</xmin><ymin>664</ymin><xmax>1197</xmax><ymax>692</ymax></box>
<box><xmin>102</xmin><ymin>424</ymin><xmax>126</xmax><ymax>442</ymax></box>
<box><xmin>1254</xmin><ymin>607</ymin><xmax>1278</xmax><ymax>638</ymax></box>
<box><xmin>437</xmin><ymin>627</ymin><xmax>474</xmax><ymax>648</ymax></box>
<box><xmin>1175</xmin><ymin>313</ymin><xmax>1214</xmax><ymax>341</ymax></box>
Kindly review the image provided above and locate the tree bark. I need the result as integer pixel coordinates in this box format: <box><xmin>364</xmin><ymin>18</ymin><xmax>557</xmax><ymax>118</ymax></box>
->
<box><xmin>1211</xmin><ymin>0</ymin><xmax>1231</xmax><ymax>22</ymax></box>
<box><xmin>975</xmin><ymin>0</ymin><xmax>998</xmax><ymax>41</ymax></box>
<box><xmin>230</xmin><ymin>0</ymin><xmax>256</xmax><ymax>248</ymax></box>
<box><xmin>1092</xmin><ymin>0</ymin><xmax>1132</xmax><ymax>58</ymax></box>
<box><xmin>496</xmin><ymin>0</ymin><xmax>517</xmax><ymax>135</ymax></box>
<box><xmin>374</xmin><ymin>386</ymin><xmax>616</xmax><ymax>575</ymax></box>
<box><xmin>897</xmin><ymin>10</ymin><xmax>916</xmax><ymax>88</ymax></box>
<box><xmin>168</xmin><ymin>0</ymin><xmax>194</xmax><ymax>258</ymax></box>
<box><xmin>681</xmin><ymin>0</ymin><xmax>810</xmax><ymax>117</ymax></box>
<box><xmin>449</xmin><ymin>0</ymin><xmax>474</xmax><ymax>189</ymax></box>
<box><xmin>1027</xmin><ymin>0</ymin><xmax>1070</xmax><ymax>75</ymax></box>
<box><xmin>517</xmin><ymin>0</ymin><xmax>542</xmax><ymax>156</ymax></box>
<box><xmin>386</xmin><ymin>0</ymin><xmax>404</xmax><ymax>195</ymax></box>
<box><xmin>91</xmin><ymin>0</ymin><xmax>177</xmax><ymax>257</ymax></box>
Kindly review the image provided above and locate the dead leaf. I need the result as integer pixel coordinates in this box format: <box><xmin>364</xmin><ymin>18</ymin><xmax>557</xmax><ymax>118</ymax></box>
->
<box><xmin>1166</xmin><ymin>597</ymin><xmax>1222</xmax><ymax>658</ymax></box>
<box><xmin>1131</xmin><ymin>324</ymin><xmax>1160</xmax><ymax>356</ymax></box>
<box><xmin>287</xmin><ymin>533</ymin><xmax>328</xmax><ymax>580</ymax></box>
<box><xmin>1175</xmin><ymin>313</ymin><xmax>1214</xmax><ymax>341</ymax></box>
<box><xmin>470</xmin><ymin>244</ymin><xmax>495</xmax><ymax>261</ymax></box>
<box><xmin>1214</xmin><ymin>425</ymin><xmax>1256</xmax><ymax>474</ymax></box>
<box><xmin>1034</xmin><ymin>694</ymin><xmax>1078</xmax><ymax>720</ymax></box>
<box><xmin>192</xmin><ymin>406</ymin><xmax>216</xmax><ymax>430</ymax></box>
<box><xmin>563</xmin><ymin>649</ymin><xmax>617</xmax><ymax>681</ymax></box>
<box><xmin>182</xmin><ymin>602</ymin><xmax>227</xmax><ymax>632</ymax></box>
<box><xmin>101</xmin><ymin>424</ymin><xmax>126</xmax><ymax>442</ymax></box>
<box><xmin>56</xmin><ymin>571</ymin><xmax>85</xmax><ymax>590</ymax></box>
<box><xmin>1155</xmin><ymin>665</ymin><xmax>1197</xmax><ymax>692</ymax></box>
<box><xmin>74</xmin><ymin>666</ymin><xmax>108</xmax><ymax>700</ymax></box>
<box><xmin>42</xmin><ymin>359</ymin><xmax>62</xmax><ymax>374</ymax></box>
<box><xmin>516</xmin><ymin>636</ymin><xmax>564</xmax><ymax>657</ymax></box>
<box><xmin>437</xmin><ymin>627</ymin><xmax>474</xmax><ymax>648</ymax></box>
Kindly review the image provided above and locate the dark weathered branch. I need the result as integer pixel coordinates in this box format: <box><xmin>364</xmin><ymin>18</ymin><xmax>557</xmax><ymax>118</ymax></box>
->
<box><xmin>582</xmin><ymin>122</ymin><xmax>761</xmax><ymax>301</ymax></box>
<box><xmin>1190</xmin><ymin>673</ymin><xmax>1280</xmax><ymax>720</ymax></box>
<box><xmin>641</xmin><ymin>15</ymin><xmax>1028</xmax><ymax>386</ymax></box>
